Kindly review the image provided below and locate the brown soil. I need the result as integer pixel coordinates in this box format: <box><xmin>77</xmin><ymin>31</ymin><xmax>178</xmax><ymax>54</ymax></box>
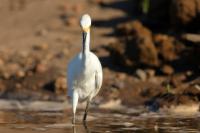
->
<box><xmin>0</xmin><ymin>0</ymin><xmax>199</xmax><ymax>112</ymax></box>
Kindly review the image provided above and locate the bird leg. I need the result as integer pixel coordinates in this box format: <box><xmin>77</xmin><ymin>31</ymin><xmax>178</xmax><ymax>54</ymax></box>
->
<box><xmin>72</xmin><ymin>91</ymin><xmax>79</xmax><ymax>124</ymax></box>
<box><xmin>72</xmin><ymin>113</ymin><xmax>75</xmax><ymax>124</ymax></box>
<box><xmin>83</xmin><ymin>120</ymin><xmax>89</xmax><ymax>133</ymax></box>
<box><xmin>83</xmin><ymin>99</ymin><xmax>90</xmax><ymax>122</ymax></box>
<box><xmin>73</xmin><ymin>125</ymin><xmax>76</xmax><ymax>133</ymax></box>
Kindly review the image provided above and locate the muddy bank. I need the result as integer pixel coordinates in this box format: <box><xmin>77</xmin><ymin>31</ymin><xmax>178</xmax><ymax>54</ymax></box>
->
<box><xmin>100</xmin><ymin>0</ymin><xmax>200</xmax><ymax>111</ymax></box>
<box><xmin>109</xmin><ymin>20</ymin><xmax>200</xmax><ymax>74</ymax></box>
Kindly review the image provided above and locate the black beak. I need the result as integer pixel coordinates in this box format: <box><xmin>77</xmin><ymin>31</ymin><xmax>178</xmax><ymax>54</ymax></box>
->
<box><xmin>82</xmin><ymin>32</ymin><xmax>87</xmax><ymax>54</ymax></box>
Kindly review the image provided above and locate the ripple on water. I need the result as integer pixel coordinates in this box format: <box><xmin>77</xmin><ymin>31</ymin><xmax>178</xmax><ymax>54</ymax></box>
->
<box><xmin>0</xmin><ymin>110</ymin><xmax>199</xmax><ymax>133</ymax></box>
<box><xmin>45</xmin><ymin>123</ymin><xmax>73</xmax><ymax>129</ymax></box>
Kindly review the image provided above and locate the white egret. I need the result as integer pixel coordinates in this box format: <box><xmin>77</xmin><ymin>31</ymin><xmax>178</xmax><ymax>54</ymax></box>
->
<box><xmin>67</xmin><ymin>14</ymin><xmax>103</xmax><ymax>124</ymax></box>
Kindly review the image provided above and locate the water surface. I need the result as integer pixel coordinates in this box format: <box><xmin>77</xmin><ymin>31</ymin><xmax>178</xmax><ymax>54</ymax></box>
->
<box><xmin>0</xmin><ymin>109</ymin><xmax>199</xmax><ymax>133</ymax></box>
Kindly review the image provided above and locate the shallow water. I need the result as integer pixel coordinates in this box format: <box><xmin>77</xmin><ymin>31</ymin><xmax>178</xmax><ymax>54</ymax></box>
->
<box><xmin>0</xmin><ymin>109</ymin><xmax>200</xmax><ymax>133</ymax></box>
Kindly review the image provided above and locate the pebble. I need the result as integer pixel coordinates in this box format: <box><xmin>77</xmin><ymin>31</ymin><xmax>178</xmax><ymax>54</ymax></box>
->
<box><xmin>48</xmin><ymin>19</ymin><xmax>63</xmax><ymax>30</ymax></box>
<box><xmin>36</xmin><ymin>28</ymin><xmax>48</xmax><ymax>36</ymax></box>
<box><xmin>33</xmin><ymin>43</ymin><xmax>48</xmax><ymax>51</ymax></box>
<box><xmin>145</xmin><ymin>69</ymin><xmax>155</xmax><ymax>78</ymax></box>
<box><xmin>16</xmin><ymin>70</ymin><xmax>25</xmax><ymax>78</ymax></box>
<box><xmin>45</xmin><ymin>53</ymin><xmax>54</xmax><ymax>61</ymax></box>
<box><xmin>116</xmin><ymin>72</ymin><xmax>126</xmax><ymax>80</ymax></box>
<box><xmin>19</xmin><ymin>51</ymin><xmax>28</xmax><ymax>58</ymax></box>
<box><xmin>62</xmin><ymin>48</ymin><xmax>69</xmax><ymax>56</ymax></box>
<box><xmin>15</xmin><ymin>83</ymin><xmax>22</xmax><ymax>89</ymax></box>
<box><xmin>72</xmin><ymin>3</ymin><xmax>83</xmax><ymax>14</ymax></box>
<box><xmin>136</xmin><ymin>69</ymin><xmax>147</xmax><ymax>81</ymax></box>
<box><xmin>161</xmin><ymin>65</ymin><xmax>174</xmax><ymax>75</ymax></box>
<box><xmin>55</xmin><ymin>76</ymin><xmax>67</xmax><ymax>94</ymax></box>
<box><xmin>1</xmin><ymin>63</ymin><xmax>20</xmax><ymax>79</ymax></box>
<box><xmin>8</xmin><ymin>63</ymin><xmax>20</xmax><ymax>73</ymax></box>
<box><xmin>0</xmin><ymin>58</ymin><xmax>4</xmax><ymax>66</ymax></box>
<box><xmin>59</xmin><ymin>3</ymin><xmax>70</xmax><ymax>12</ymax></box>
<box><xmin>27</xmin><ymin>71</ymin><xmax>33</xmax><ymax>76</ymax></box>
<box><xmin>194</xmin><ymin>84</ymin><xmax>200</xmax><ymax>91</ymax></box>
<box><xmin>171</xmin><ymin>74</ymin><xmax>186</xmax><ymax>87</ymax></box>
<box><xmin>2</xmin><ymin>72</ymin><xmax>10</xmax><ymax>79</ymax></box>
<box><xmin>154</xmin><ymin>124</ymin><xmax>159</xmax><ymax>132</ymax></box>
<box><xmin>35</xmin><ymin>63</ymin><xmax>47</xmax><ymax>73</ymax></box>
<box><xmin>186</xmin><ymin>71</ymin><xmax>193</xmax><ymax>76</ymax></box>
<box><xmin>114</xmin><ymin>81</ymin><xmax>125</xmax><ymax>89</ymax></box>
<box><xmin>0</xmin><ymin>81</ymin><xmax>5</xmax><ymax>91</ymax></box>
<box><xmin>65</xmin><ymin>16</ymin><xmax>78</xmax><ymax>26</ymax></box>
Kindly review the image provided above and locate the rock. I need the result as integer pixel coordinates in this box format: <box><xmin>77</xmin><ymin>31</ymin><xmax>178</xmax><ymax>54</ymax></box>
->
<box><xmin>182</xmin><ymin>33</ymin><xmax>200</xmax><ymax>44</ymax></box>
<box><xmin>27</xmin><ymin>71</ymin><xmax>33</xmax><ymax>76</ymax></box>
<box><xmin>114</xmin><ymin>81</ymin><xmax>125</xmax><ymax>89</ymax></box>
<box><xmin>59</xmin><ymin>3</ymin><xmax>70</xmax><ymax>12</ymax></box>
<box><xmin>15</xmin><ymin>83</ymin><xmax>22</xmax><ymax>89</ymax></box>
<box><xmin>35</xmin><ymin>63</ymin><xmax>47</xmax><ymax>73</ymax></box>
<box><xmin>72</xmin><ymin>3</ymin><xmax>83</xmax><ymax>14</ymax></box>
<box><xmin>2</xmin><ymin>63</ymin><xmax>21</xmax><ymax>78</ymax></box>
<box><xmin>33</xmin><ymin>43</ymin><xmax>48</xmax><ymax>51</ymax></box>
<box><xmin>114</xmin><ymin>20</ymin><xmax>159</xmax><ymax>67</ymax></box>
<box><xmin>136</xmin><ymin>69</ymin><xmax>147</xmax><ymax>81</ymax></box>
<box><xmin>16</xmin><ymin>70</ymin><xmax>25</xmax><ymax>78</ymax></box>
<box><xmin>194</xmin><ymin>84</ymin><xmax>200</xmax><ymax>91</ymax></box>
<box><xmin>36</xmin><ymin>28</ymin><xmax>48</xmax><ymax>36</ymax></box>
<box><xmin>55</xmin><ymin>76</ymin><xmax>67</xmax><ymax>94</ymax></box>
<box><xmin>0</xmin><ymin>81</ymin><xmax>6</xmax><ymax>92</ymax></box>
<box><xmin>24</xmin><ymin>57</ymin><xmax>34</xmax><ymax>67</ymax></box>
<box><xmin>2</xmin><ymin>72</ymin><xmax>10</xmax><ymax>79</ymax></box>
<box><xmin>65</xmin><ymin>16</ymin><xmax>78</xmax><ymax>26</ymax></box>
<box><xmin>154</xmin><ymin>124</ymin><xmax>159</xmax><ymax>132</ymax></box>
<box><xmin>166</xmin><ymin>104</ymin><xmax>199</xmax><ymax>115</ymax></box>
<box><xmin>99</xmin><ymin>99</ymin><xmax>123</xmax><ymax>109</ymax></box>
<box><xmin>8</xmin><ymin>63</ymin><xmax>20</xmax><ymax>72</ymax></box>
<box><xmin>145</xmin><ymin>69</ymin><xmax>155</xmax><ymax>78</ymax></box>
<box><xmin>161</xmin><ymin>65</ymin><xmax>174</xmax><ymax>75</ymax></box>
<box><xmin>186</xmin><ymin>70</ymin><xmax>193</xmax><ymax>76</ymax></box>
<box><xmin>48</xmin><ymin>19</ymin><xmax>63</xmax><ymax>30</ymax></box>
<box><xmin>171</xmin><ymin>74</ymin><xmax>187</xmax><ymax>87</ymax></box>
<box><xmin>154</xmin><ymin>34</ymin><xmax>177</xmax><ymax>61</ymax></box>
<box><xmin>45</xmin><ymin>53</ymin><xmax>54</xmax><ymax>61</ymax></box>
<box><xmin>116</xmin><ymin>72</ymin><xmax>126</xmax><ymax>80</ymax></box>
<box><xmin>19</xmin><ymin>51</ymin><xmax>29</xmax><ymax>58</ymax></box>
<box><xmin>127</xmin><ymin>21</ymin><xmax>159</xmax><ymax>66</ymax></box>
<box><xmin>0</xmin><ymin>58</ymin><xmax>4</xmax><ymax>66</ymax></box>
<box><xmin>170</xmin><ymin>0</ymin><xmax>198</xmax><ymax>26</ymax></box>
<box><xmin>62</xmin><ymin>48</ymin><xmax>69</xmax><ymax>56</ymax></box>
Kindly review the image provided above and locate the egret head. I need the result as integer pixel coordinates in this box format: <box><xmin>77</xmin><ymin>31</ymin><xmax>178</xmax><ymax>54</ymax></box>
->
<box><xmin>80</xmin><ymin>14</ymin><xmax>91</xmax><ymax>33</ymax></box>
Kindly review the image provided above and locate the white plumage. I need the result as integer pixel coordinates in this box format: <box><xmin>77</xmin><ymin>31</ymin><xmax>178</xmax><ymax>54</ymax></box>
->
<box><xmin>67</xmin><ymin>14</ymin><xmax>103</xmax><ymax>124</ymax></box>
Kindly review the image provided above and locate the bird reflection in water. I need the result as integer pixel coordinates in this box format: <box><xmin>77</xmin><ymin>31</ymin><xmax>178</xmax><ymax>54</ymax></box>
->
<box><xmin>73</xmin><ymin>122</ymin><xmax>90</xmax><ymax>133</ymax></box>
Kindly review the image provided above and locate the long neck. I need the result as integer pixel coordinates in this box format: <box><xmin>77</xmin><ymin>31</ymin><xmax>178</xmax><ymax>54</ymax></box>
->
<box><xmin>82</xmin><ymin>31</ymin><xmax>90</xmax><ymax>55</ymax></box>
